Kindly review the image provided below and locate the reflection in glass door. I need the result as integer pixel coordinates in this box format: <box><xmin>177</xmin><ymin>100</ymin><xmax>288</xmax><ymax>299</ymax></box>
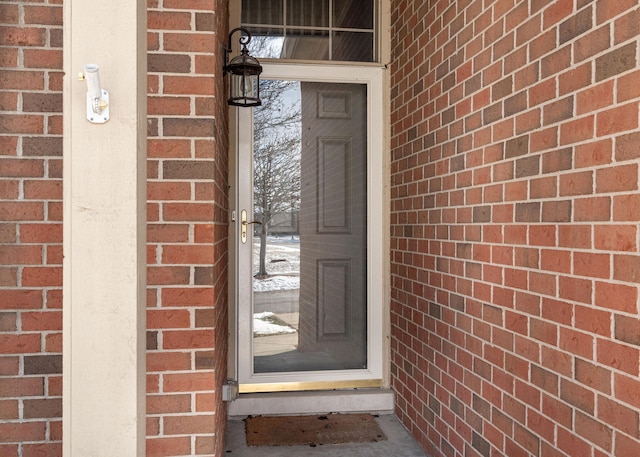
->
<box><xmin>250</xmin><ymin>79</ymin><xmax>367</xmax><ymax>376</ymax></box>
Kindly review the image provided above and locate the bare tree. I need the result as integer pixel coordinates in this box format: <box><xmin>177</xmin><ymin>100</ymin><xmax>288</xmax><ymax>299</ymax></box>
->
<box><xmin>253</xmin><ymin>79</ymin><xmax>301</xmax><ymax>278</ymax></box>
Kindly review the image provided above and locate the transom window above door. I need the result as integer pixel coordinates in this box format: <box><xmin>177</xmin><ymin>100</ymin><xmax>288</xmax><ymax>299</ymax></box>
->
<box><xmin>241</xmin><ymin>0</ymin><xmax>377</xmax><ymax>62</ymax></box>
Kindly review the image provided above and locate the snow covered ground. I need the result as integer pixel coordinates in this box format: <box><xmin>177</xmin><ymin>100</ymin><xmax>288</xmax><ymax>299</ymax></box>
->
<box><xmin>252</xmin><ymin>236</ymin><xmax>300</xmax><ymax>292</ymax></box>
<box><xmin>253</xmin><ymin>275</ymin><xmax>299</xmax><ymax>292</ymax></box>
<box><xmin>253</xmin><ymin>311</ymin><xmax>296</xmax><ymax>335</ymax></box>
<box><xmin>252</xmin><ymin>236</ymin><xmax>301</xmax><ymax>335</ymax></box>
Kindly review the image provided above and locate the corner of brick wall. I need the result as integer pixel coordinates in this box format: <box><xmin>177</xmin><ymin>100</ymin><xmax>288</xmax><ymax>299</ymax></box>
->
<box><xmin>1</xmin><ymin>0</ymin><xmax>230</xmax><ymax>456</ymax></box>
<box><xmin>390</xmin><ymin>1</ymin><xmax>640</xmax><ymax>456</ymax></box>
<box><xmin>0</xmin><ymin>1</ymin><xmax>64</xmax><ymax>456</ymax></box>
<box><xmin>146</xmin><ymin>0</ymin><xmax>230</xmax><ymax>455</ymax></box>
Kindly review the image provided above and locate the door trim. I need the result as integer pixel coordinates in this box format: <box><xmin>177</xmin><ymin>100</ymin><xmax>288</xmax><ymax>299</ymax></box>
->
<box><xmin>239</xmin><ymin>379</ymin><xmax>382</xmax><ymax>394</ymax></box>
<box><xmin>229</xmin><ymin>63</ymin><xmax>388</xmax><ymax>393</ymax></box>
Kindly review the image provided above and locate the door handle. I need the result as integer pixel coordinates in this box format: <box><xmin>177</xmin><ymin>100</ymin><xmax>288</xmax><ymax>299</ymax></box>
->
<box><xmin>240</xmin><ymin>209</ymin><xmax>262</xmax><ymax>244</ymax></box>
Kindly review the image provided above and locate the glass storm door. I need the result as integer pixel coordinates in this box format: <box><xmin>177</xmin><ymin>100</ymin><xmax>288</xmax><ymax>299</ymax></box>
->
<box><xmin>235</xmin><ymin>68</ymin><xmax>383</xmax><ymax>392</ymax></box>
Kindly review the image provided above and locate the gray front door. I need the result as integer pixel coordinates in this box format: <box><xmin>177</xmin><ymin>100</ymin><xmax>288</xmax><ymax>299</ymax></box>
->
<box><xmin>297</xmin><ymin>82</ymin><xmax>367</xmax><ymax>370</ymax></box>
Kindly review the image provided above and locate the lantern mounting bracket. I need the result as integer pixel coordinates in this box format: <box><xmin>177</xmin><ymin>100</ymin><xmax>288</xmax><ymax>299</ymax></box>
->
<box><xmin>223</xmin><ymin>27</ymin><xmax>252</xmax><ymax>75</ymax></box>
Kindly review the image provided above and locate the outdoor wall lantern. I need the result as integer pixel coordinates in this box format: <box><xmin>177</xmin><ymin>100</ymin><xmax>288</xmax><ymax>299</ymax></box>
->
<box><xmin>223</xmin><ymin>27</ymin><xmax>262</xmax><ymax>107</ymax></box>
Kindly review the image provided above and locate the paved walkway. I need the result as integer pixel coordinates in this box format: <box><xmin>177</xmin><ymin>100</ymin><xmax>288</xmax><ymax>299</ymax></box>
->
<box><xmin>225</xmin><ymin>414</ymin><xmax>429</xmax><ymax>456</ymax></box>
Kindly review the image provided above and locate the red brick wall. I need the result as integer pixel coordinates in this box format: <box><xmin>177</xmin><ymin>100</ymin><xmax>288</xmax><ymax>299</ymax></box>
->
<box><xmin>146</xmin><ymin>0</ymin><xmax>229</xmax><ymax>455</ymax></box>
<box><xmin>390</xmin><ymin>1</ymin><xmax>640</xmax><ymax>456</ymax></box>
<box><xmin>0</xmin><ymin>1</ymin><xmax>64</xmax><ymax>456</ymax></box>
<box><xmin>1</xmin><ymin>0</ymin><xmax>229</xmax><ymax>456</ymax></box>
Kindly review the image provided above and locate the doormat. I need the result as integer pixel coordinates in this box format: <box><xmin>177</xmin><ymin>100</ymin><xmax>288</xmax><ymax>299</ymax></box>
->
<box><xmin>245</xmin><ymin>413</ymin><xmax>387</xmax><ymax>447</ymax></box>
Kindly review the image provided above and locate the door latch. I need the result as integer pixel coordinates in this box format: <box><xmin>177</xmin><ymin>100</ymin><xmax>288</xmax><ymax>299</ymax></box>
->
<box><xmin>240</xmin><ymin>209</ymin><xmax>261</xmax><ymax>244</ymax></box>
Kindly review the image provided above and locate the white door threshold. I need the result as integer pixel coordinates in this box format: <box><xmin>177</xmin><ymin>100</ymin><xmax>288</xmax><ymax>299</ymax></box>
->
<box><xmin>227</xmin><ymin>388</ymin><xmax>394</xmax><ymax>418</ymax></box>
